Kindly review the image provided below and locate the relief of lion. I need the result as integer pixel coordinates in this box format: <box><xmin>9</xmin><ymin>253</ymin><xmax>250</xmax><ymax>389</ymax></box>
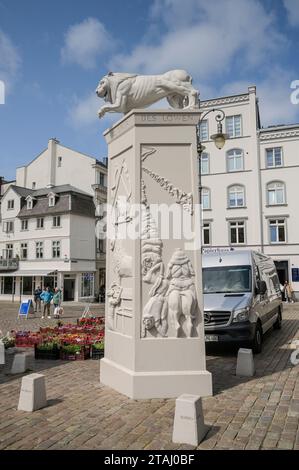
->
<box><xmin>96</xmin><ymin>69</ymin><xmax>199</xmax><ymax>118</ymax></box>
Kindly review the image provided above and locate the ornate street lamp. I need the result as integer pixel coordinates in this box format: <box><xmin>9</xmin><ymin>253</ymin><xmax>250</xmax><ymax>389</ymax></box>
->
<box><xmin>196</xmin><ymin>108</ymin><xmax>228</xmax><ymax>156</ymax></box>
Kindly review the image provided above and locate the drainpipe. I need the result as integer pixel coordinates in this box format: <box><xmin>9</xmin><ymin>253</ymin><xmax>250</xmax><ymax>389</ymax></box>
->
<box><xmin>257</xmin><ymin>131</ymin><xmax>264</xmax><ymax>253</ymax></box>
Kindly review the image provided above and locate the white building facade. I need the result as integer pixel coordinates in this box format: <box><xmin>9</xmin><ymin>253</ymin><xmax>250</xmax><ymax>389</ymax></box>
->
<box><xmin>0</xmin><ymin>139</ymin><xmax>107</xmax><ymax>301</ymax></box>
<box><xmin>200</xmin><ymin>86</ymin><xmax>299</xmax><ymax>296</ymax></box>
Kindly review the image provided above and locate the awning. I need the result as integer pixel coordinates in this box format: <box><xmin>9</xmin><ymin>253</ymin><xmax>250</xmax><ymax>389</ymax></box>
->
<box><xmin>0</xmin><ymin>270</ymin><xmax>55</xmax><ymax>277</ymax></box>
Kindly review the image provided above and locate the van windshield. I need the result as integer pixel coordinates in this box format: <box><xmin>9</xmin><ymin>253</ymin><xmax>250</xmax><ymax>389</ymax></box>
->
<box><xmin>203</xmin><ymin>265</ymin><xmax>252</xmax><ymax>294</ymax></box>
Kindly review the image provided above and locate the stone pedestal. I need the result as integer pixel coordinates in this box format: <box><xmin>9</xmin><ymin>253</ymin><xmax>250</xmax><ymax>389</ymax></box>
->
<box><xmin>100</xmin><ymin>109</ymin><xmax>212</xmax><ymax>399</ymax></box>
<box><xmin>11</xmin><ymin>353</ymin><xmax>30</xmax><ymax>374</ymax></box>
<box><xmin>236</xmin><ymin>348</ymin><xmax>255</xmax><ymax>377</ymax></box>
<box><xmin>172</xmin><ymin>394</ymin><xmax>207</xmax><ymax>446</ymax></box>
<box><xmin>18</xmin><ymin>373</ymin><xmax>47</xmax><ymax>412</ymax></box>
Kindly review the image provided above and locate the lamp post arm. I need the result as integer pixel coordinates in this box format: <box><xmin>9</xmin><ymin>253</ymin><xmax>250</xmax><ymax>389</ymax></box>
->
<box><xmin>197</xmin><ymin>108</ymin><xmax>226</xmax><ymax>135</ymax></box>
<box><xmin>196</xmin><ymin>108</ymin><xmax>226</xmax><ymax>204</ymax></box>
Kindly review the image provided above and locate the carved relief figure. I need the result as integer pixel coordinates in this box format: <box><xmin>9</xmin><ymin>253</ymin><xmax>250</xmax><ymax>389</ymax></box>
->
<box><xmin>142</xmin><ymin>276</ymin><xmax>169</xmax><ymax>338</ymax></box>
<box><xmin>166</xmin><ymin>248</ymin><xmax>198</xmax><ymax>338</ymax></box>
<box><xmin>107</xmin><ymin>282</ymin><xmax>122</xmax><ymax>330</ymax></box>
<box><xmin>96</xmin><ymin>70</ymin><xmax>199</xmax><ymax>118</ymax></box>
<box><xmin>107</xmin><ymin>240</ymin><xmax>133</xmax><ymax>330</ymax></box>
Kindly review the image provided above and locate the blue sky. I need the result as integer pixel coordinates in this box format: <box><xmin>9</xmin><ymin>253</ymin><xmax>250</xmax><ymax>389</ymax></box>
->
<box><xmin>1</xmin><ymin>0</ymin><xmax>299</xmax><ymax>180</ymax></box>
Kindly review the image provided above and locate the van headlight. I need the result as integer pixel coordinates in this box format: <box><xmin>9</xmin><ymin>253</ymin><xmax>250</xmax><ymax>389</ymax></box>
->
<box><xmin>233</xmin><ymin>307</ymin><xmax>250</xmax><ymax>323</ymax></box>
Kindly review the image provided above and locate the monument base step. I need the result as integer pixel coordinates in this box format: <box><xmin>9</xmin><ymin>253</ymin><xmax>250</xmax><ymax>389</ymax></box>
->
<box><xmin>100</xmin><ymin>358</ymin><xmax>212</xmax><ymax>399</ymax></box>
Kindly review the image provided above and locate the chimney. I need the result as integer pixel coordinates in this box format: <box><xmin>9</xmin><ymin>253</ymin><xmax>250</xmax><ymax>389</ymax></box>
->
<box><xmin>48</xmin><ymin>138</ymin><xmax>59</xmax><ymax>187</ymax></box>
<box><xmin>0</xmin><ymin>176</ymin><xmax>3</xmax><ymax>197</ymax></box>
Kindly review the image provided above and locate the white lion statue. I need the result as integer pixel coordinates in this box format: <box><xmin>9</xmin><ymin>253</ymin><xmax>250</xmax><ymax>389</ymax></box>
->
<box><xmin>96</xmin><ymin>70</ymin><xmax>199</xmax><ymax>118</ymax></box>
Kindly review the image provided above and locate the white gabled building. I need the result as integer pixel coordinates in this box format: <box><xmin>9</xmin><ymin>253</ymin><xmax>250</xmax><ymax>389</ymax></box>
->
<box><xmin>200</xmin><ymin>86</ymin><xmax>299</xmax><ymax>296</ymax></box>
<box><xmin>0</xmin><ymin>139</ymin><xmax>107</xmax><ymax>301</ymax></box>
<box><xmin>0</xmin><ymin>184</ymin><xmax>96</xmax><ymax>301</ymax></box>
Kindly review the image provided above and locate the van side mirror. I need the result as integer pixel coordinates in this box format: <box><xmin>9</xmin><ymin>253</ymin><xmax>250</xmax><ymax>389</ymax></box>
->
<box><xmin>256</xmin><ymin>280</ymin><xmax>267</xmax><ymax>295</ymax></box>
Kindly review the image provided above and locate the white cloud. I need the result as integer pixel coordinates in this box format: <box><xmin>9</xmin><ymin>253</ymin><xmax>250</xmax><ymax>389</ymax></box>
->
<box><xmin>0</xmin><ymin>29</ymin><xmax>21</xmax><ymax>93</ymax></box>
<box><xmin>68</xmin><ymin>93</ymin><xmax>99</xmax><ymax>127</ymax></box>
<box><xmin>283</xmin><ymin>0</ymin><xmax>299</xmax><ymax>26</ymax></box>
<box><xmin>109</xmin><ymin>0</ymin><xmax>286</xmax><ymax>80</ymax></box>
<box><xmin>257</xmin><ymin>72</ymin><xmax>299</xmax><ymax>126</ymax></box>
<box><xmin>61</xmin><ymin>17</ymin><xmax>114</xmax><ymax>69</ymax></box>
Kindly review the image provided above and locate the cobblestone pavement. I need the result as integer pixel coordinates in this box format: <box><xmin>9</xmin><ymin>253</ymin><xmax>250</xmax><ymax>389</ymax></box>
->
<box><xmin>0</xmin><ymin>303</ymin><xmax>299</xmax><ymax>450</ymax></box>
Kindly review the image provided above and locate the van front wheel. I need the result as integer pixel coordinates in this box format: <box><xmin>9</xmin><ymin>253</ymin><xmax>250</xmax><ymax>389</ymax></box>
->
<box><xmin>251</xmin><ymin>323</ymin><xmax>263</xmax><ymax>354</ymax></box>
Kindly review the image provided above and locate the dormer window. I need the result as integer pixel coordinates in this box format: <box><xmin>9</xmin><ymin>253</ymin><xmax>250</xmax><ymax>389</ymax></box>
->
<box><xmin>48</xmin><ymin>192</ymin><xmax>56</xmax><ymax>207</ymax></box>
<box><xmin>26</xmin><ymin>196</ymin><xmax>34</xmax><ymax>210</ymax></box>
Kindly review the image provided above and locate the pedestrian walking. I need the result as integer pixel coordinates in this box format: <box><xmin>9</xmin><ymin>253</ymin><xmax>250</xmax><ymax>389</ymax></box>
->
<box><xmin>52</xmin><ymin>287</ymin><xmax>62</xmax><ymax>318</ymax></box>
<box><xmin>33</xmin><ymin>286</ymin><xmax>42</xmax><ymax>313</ymax></box>
<box><xmin>287</xmin><ymin>281</ymin><xmax>295</xmax><ymax>303</ymax></box>
<box><xmin>40</xmin><ymin>286</ymin><xmax>53</xmax><ymax>319</ymax></box>
<box><xmin>284</xmin><ymin>281</ymin><xmax>294</xmax><ymax>303</ymax></box>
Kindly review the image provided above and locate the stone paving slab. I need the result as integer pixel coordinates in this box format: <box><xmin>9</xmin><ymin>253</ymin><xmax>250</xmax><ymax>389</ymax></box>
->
<box><xmin>0</xmin><ymin>304</ymin><xmax>298</xmax><ymax>450</ymax></box>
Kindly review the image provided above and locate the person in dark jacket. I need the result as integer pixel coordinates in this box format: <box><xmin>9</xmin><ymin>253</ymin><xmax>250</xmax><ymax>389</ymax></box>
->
<box><xmin>34</xmin><ymin>286</ymin><xmax>42</xmax><ymax>313</ymax></box>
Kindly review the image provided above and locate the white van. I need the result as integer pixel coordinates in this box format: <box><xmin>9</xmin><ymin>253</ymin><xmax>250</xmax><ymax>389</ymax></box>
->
<box><xmin>202</xmin><ymin>250</ymin><xmax>282</xmax><ymax>353</ymax></box>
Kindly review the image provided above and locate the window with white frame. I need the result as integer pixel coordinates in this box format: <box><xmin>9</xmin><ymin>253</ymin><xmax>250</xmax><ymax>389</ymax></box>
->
<box><xmin>226</xmin><ymin>115</ymin><xmax>242</xmax><ymax>138</ymax></box>
<box><xmin>229</xmin><ymin>220</ymin><xmax>245</xmax><ymax>244</ymax></box>
<box><xmin>202</xmin><ymin>188</ymin><xmax>211</xmax><ymax>210</ymax></box>
<box><xmin>96</xmin><ymin>171</ymin><xmax>106</xmax><ymax>187</ymax></box>
<box><xmin>203</xmin><ymin>222</ymin><xmax>211</xmax><ymax>245</ymax></box>
<box><xmin>36</xmin><ymin>241</ymin><xmax>43</xmax><ymax>259</ymax></box>
<box><xmin>3</xmin><ymin>221</ymin><xmax>14</xmax><ymax>233</ymax></box>
<box><xmin>57</xmin><ymin>156</ymin><xmax>62</xmax><ymax>167</ymax></box>
<box><xmin>199</xmin><ymin>120</ymin><xmax>209</xmax><ymax>141</ymax></box>
<box><xmin>52</xmin><ymin>241</ymin><xmax>61</xmax><ymax>258</ymax></box>
<box><xmin>21</xmin><ymin>220</ymin><xmax>28</xmax><ymax>231</ymax></box>
<box><xmin>21</xmin><ymin>243</ymin><xmax>28</xmax><ymax>260</ymax></box>
<box><xmin>269</xmin><ymin>219</ymin><xmax>286</xmax><ymax>243</ymax></box>
<box><xmin>5</xmin><ymin>244</ymin><xmax>13</xmax><ymax>259</ymax></box>
<box><xmin>7</xmin><ymin>200</ymin><xmax>14</xmax><ymax>210</ymax></box>
<box><xmin>266</xmin><ymin>147</ymin><xmax>282</xmax><ymax>168</ymax></box>
<box><xmin>53</xmin><ymin>216</ymin><xmax>61</xmax><ymax>227</ymax></box>
<box><xmin>49</xmin><ymin>195</ymin><xmax>55</xmax><ymax>207</ymax></box>
<box><xmin>227</xmin><ymin>149</ymin><xmax>244</xmax><ymax>172</ymax></box>
<box><xmin>267</xmin><ymin>181</ymin><xmax>285</xmax><ymax>205</ymax></box>
<box><xmin>32</xmin><ymin>182</ymin><xmax>36</xmax><ymax>189</ymax></box>
<box><xmin>228</xmin><ymin>185</ymin><xmax>245</xmax><ymax>208</ymax></box>
<box><xmin>81</xmin><ymin>273</ymin><xmax>95</xmax><ymax>298</ymax></box>
<box><xmin>36</xmin><ymin>217</ymin><xmax>44</xmax><ymax>229</ymax></box>
<box><xmin>27</xmin><ymin>198</ymin><xmax>33</xmax><ymax>210</ymax></box>
<box><xmin>201</xmin><ymin>152</ymin><xmax>210</xmax><ymax>175</ymax></box>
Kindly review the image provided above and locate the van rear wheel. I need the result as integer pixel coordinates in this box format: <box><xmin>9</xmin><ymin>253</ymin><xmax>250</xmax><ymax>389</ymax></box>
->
<box><xmin>251</xmin><ymin>323</ymin><xmax>263</xmax><ymax>354</ymax></box>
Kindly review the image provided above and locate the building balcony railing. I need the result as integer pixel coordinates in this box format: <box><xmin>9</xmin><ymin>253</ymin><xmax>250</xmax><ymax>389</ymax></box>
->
<box><xmin>0</xmin><ymin>257</ymin><xmax>19</xmax><ymax>272</ymax></box>
<box><xmin>92</xmin><ymin>183</ymin><xmax>107</xmax><ymax>195</ymax></box>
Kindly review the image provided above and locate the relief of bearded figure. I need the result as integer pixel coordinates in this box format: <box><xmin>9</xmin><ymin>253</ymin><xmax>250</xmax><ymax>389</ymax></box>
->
<box><xmin>166</xmin><ymin>248</ymin><xmax>198</xmax><ymax>338</ymax></box>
